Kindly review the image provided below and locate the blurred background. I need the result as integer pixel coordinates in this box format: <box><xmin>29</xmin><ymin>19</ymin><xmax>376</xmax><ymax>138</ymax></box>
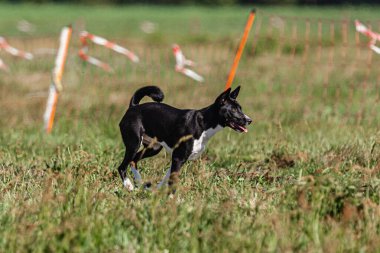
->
<box><xmin>0</xmin><ymin>2</ymin><xmax>379</xmax><ymax>128</ymax></box>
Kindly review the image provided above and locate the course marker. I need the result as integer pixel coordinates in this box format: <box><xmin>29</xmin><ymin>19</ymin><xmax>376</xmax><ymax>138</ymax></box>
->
<box><xmin>172</xmin><ymin>44</ymin><xmax>204</xmax><ymax>82</ymax></box>
<box><xmin>79</xmin><ymin>31</ymin><xmax>139</xmax><ymax>72</ymax></box>
<box><xmin>355</xmin><ymin>20</ymin><xmax>380</xmax><ymax>54</ymax></box>
<box><xmin>43</xmin><ymin>25</ymin><xmax>72</xmax><ymax>133</ymax></box>
<box><xmin>0</xmin><ymin>36</ymin><xmax>33</xmax><ymax>60</ymax></box>
<box><xmin>0</xmin><ymin>36</ymin><xmax>33</xmax><ymax>71</ymax></box>
<box><xmin>225</xmin><ymin>9</ymin><xmax>256</xmax><ymax>90</ymax></box>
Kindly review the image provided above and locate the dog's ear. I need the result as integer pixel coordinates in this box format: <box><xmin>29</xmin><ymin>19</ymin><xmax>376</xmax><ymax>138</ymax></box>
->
<box><xmin>216</xmin><ymin>88</ymin><xmax>231</xmax><ymax>104</ymax></box>
<box><xmin>230</xmin><ymin>86</ymin><xmax>240</xmax><ymax>99</ymax></box>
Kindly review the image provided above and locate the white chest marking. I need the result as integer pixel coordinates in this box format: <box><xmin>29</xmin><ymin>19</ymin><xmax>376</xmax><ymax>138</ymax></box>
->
<box><xmin>189</xmin><ymin>125</ymin><xmax>223</xmax><ymax>160</ymax></box>
<box><xmin>159</xmin><ymin>125</ymin><xmax>223</xmax><ymax>160</ymax></box>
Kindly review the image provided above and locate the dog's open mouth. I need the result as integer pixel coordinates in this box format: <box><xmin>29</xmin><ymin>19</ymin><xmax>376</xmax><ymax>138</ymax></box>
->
<box><xmin>228</xmin><ymin>122</ymin><xmax>248</xmax><ymax>133</ymax></box>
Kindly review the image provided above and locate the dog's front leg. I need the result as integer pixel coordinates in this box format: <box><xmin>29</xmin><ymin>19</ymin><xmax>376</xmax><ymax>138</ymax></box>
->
<box><xmin>168</xmin><ymin>157</ymin><xmax>187</xmax><ymax>188</ymax></box>
<box><xmin>155</xmin><ymin>140</ymin><xmax>192</xmax><ymax>192</ymax></box>
<box><xmin>156</xmin><ymin>160</ymin><xmax>187</xmax><ymax>193</ymax></box>
<box><xmin>167</xmin><ymin>142</ymin><xmax>192</xmax><ymax>192</ymax></box>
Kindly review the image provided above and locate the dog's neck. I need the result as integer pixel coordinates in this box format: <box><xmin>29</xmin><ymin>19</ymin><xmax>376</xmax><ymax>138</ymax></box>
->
<box><xmin>198</xmin><ymin>104</ymin><xmax>221</xmax><ymax>130</ymax></box>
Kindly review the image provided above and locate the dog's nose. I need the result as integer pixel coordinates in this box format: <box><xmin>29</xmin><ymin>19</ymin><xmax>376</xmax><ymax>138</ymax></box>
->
<box><xmin>244</xmin><ymin>114</ymin><xmax>252</xmax><ymax>125</ymax></box>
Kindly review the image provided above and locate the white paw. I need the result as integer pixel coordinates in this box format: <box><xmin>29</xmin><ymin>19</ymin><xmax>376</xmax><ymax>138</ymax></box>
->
<box><xmin>123</xmin><ymin>178</ymin><xmax>134</xmax><ymax>191</ymax></box>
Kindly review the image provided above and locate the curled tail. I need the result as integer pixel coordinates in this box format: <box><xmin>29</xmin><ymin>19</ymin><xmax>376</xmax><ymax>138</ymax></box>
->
<box><xmin>129</xmin><ymin>86</ymin><xmax>164</xmax><ymax>108</ymax></box>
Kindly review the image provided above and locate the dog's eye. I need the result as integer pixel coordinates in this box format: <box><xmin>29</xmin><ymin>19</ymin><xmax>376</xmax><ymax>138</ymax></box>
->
<box><xmin>232</xmin><ymin>108</ymin><xmax>237</xmax><ymax>112</ymax></box>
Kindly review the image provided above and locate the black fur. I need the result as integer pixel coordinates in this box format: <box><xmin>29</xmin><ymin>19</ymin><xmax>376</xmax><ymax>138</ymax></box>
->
<box><xmin>118</xmin><ymin>85</ymin><xmax>252</xmax><ymax>190</ymax></box>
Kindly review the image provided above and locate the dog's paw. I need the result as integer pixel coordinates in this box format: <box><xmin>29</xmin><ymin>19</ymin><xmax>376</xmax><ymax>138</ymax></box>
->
<box><xmin>123</xmin><ymin>178</ymin><xmax>134</xmax><ymax>191</ymax></box>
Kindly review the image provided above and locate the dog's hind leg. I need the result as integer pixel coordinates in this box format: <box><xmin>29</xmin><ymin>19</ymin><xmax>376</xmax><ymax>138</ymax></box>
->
<box><xmin>117</xmin><ymin>153</ymin><xmax>133</xmax><ymax>190</ymax></box>
<box><xmin>132</xmin><ymin>137</ymin><xmax>163</xmax><ymax>187</ymax></box>
<box><xmin>132</xmin><ymin>147</ymin><xmax>163</xmax><ymax>189</ymax></box>
<box><xmin>118</xmin><ymin>128</ymin><xmax>141</xmax><ymax>190</ymax></box>
<box><xmin>118</xmin><ymin>151</ymin><xmax>139</xmax><ymax>190</ymax></box>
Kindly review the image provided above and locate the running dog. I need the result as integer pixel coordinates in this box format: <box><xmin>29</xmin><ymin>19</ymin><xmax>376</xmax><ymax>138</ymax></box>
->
<box><xmin>117</xmin><ymin>85</ymin><xmax>252</xmax><ymax>190</ymax></box>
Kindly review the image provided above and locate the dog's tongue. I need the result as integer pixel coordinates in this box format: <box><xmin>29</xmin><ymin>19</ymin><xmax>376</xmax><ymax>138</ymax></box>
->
<box><xmin>237</xmin><ymin>125</ymin><xmax>248</xmax><ymax>133</ymax></box>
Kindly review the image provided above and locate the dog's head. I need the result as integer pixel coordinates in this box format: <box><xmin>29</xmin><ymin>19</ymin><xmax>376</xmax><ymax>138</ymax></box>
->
<box><xmin>214</xmin><ymin>86</ymin><xmax>252</xmax><ymax>133</ymax></box>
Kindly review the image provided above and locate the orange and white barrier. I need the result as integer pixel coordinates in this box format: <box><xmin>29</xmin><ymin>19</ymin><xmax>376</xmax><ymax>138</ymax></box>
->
<box><xmin>0</xmin><ymin>36</ymin><xmax>33</xmax><ymax>71</ymax></box>
<box><xmin>355</xmin><ymin>20</ymin><xmax>380</xmax><ymax>54</ymax></box>
<box><xmin>172</xmin><ymin>44</ymin><xmax>204</xmax><ymax>82</ymax></box>
<box><xmin>79</xmin><ymin>31</ymin><xmax>139</xmax><ymax>72</ymax></box>
<box><xmin>43</xmin><ymin>26</ymin><xmax>72</xmax><ymax>133</ymax></box>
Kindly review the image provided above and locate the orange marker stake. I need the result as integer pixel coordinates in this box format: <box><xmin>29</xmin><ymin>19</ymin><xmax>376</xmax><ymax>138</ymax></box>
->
<box><xmin>44</xmin><ymin>25</ymin><xmax>72</xmax><ymax>133</ymax></box>
<box><xmin>45</xmin><ymin>85</ymin><xmax>59</xmax><ymax>133</ymax></box>
<box><xmin>225</xmin><ymin>9</ymin><xmax>256</xmax><ymax>90</ymax></box>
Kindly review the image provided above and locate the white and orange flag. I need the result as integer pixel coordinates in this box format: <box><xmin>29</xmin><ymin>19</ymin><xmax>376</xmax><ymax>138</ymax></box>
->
<box><xmin>43</xmin><ymin>25</ymin><xmax>72</xmax><ymax>133</ymax></box>
<box><xmin>79</xmin><ymin>31</ymin><xmax>139</xmax><ymax>72</ymax></box>
<box><xmin>172</xmin><ymin>44</ymin><xmax>204</xmax><ymax>82</ymax></box>
<box><xmin>355</xmin><ymin>20</ymin><xmax>380</xmax><ymax>54</ymax></box>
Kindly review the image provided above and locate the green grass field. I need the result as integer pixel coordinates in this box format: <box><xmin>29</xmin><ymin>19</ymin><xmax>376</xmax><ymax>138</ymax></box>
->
<box><xmin>1</xmin><ymin>4</ymin><xmax>380</xmax><ymax>252</ymax></box>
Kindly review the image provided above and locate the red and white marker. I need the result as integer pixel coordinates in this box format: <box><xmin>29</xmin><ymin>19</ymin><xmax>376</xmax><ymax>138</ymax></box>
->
<box><xmin>355</xmin><ymin>20</ymin><xmax>380</xmax><ymax>54</ymax></box>
<box><xmin>79</xmin><ymin>31</ymin><xmax>139</xmax><ymax>72</ymax></box>
<box><xmin>0</xmin><ymin>36</ymin><xmax>33</xmax><ymax>71</ymax></box>
<box><xmin>0</xmin><ymin>36</ymin><xmax>33</xmax><ymax>60</ymax></box>
<box><xmin>172</xmin><ymin>44</ymin><xmax>204</xmax><ymax>82</ymax></box>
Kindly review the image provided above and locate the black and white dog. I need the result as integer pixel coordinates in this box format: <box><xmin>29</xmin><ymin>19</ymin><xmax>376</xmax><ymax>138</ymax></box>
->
<box><xmin>117</xmin><ymin>85</ymin><xmax>252</xmax><ymax>190</ymax></box>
